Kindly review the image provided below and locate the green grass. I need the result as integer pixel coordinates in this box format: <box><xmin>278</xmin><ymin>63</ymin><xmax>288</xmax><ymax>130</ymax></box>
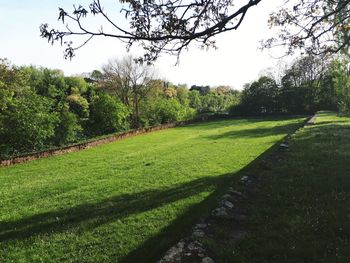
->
<box><xmin>0</xmin><ymin>117</ymin><xmax>305</xmax><ymax>262</ymax></box>
<box><xmin>210</xmin><ymin>112</ymin><xmax>350</xmax><ymax>262</ymax></box>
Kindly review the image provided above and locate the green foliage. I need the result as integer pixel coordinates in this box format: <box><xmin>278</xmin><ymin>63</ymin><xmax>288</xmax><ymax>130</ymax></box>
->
<box><xmin>232</xmin><ymin>55</ymin><xmax>350</xmax><ymax>116</ymax></box>
<box><xmin>88</xmin><ymin>93</ymin><xmax>130</xmax><ymax>135</ymax></box>
<box><xmin>230</xmin><ymin>76</ymin><xmax>279</xmax><ymax>115</ymax></box>
<box><xmin>175</xmin><ymin>84</ymin><xmax>190</xmax><ymax>105</ymax></box>
<box><xmin>0</xmin><ymin>89</ymin><xmax>58</xmax><ymax>153</ymax></box>
<box><xmin>190</xmin><ymin>85</ymin><xmax>210</xmax><ymax>96</ymax></box>
<box><xmin>54</xmin><ymin>108</ymin><xmax>83</xmax><ymax>146</ymax></box>
<box><xmin>201</xmin><ymin>92</ymin><xmax>240</xmax><ymax>113</ymax></box>
<box><xmin>65</xmin><ymin>76</ymin><xmax>88</xmax><ymax>94</ymax></box>
<box><xmin>0</xmin><ymin>85</ymin><xmax>14</xmax><ymax>111</ymax></box>
<box><xmin>188</xmin><ymin>88</ymin><xmax>240</xmax><ymax>114</ymax></box>
<box><xmin>188</xmin><ymin>90</ymin><xmax>202</xmax><ymax>109</ymax></box>
<box><xmin>90</xmin><ymin>69</ymin><xmax>103</xmax><ymax>81</ymax></box>
<box><xmin>101</xmin><ymin>56</ymin><xmax>155</xmax><ymax>128</ymax></box>
<box><xmin>141</xmin><ymin>97</ymin><xmax>196</xmax><ymax>126</ymax></box>
<box><xmin>22</xmin><ymin>67</ymin><xmax>67</xmax><ymax>99</ymax></box>
<box><xmin>325</xmin><ymin>60</ymin><xmax>350</xmax><ymax>114</ymax></box>
<box><xmin>67</xmin><ymin>94</ymin><xmax>90</xmax><ymax>119</ymax></box>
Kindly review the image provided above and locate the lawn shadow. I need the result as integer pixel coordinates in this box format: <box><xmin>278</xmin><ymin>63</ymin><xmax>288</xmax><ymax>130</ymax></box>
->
<box><xmin>0</xmin><ymin>175</ymin><xmax>230</xmax><ymax>242</ymax></box>
<box><xmin>184</xmin><ymin>116</ymin><xmax>305</xmax><ymax>131</ymax></box>
<box><xmin>312</xmin><ymin>120</ymin><xmax>348</xmax><ymax>126</ymax></box>
<box><xmin>297</xmin><ymin>123</ymin><xmax>350</xmax><ymax>143</ymax></box>
<box><xmin>204</xmin><ymin>122</ymin><xmax>303</xmax><ymax>140</ymax></box>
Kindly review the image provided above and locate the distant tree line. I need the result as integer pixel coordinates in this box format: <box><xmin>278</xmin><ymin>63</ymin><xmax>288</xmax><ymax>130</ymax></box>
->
<box><xmin>3</xmin><ymin>53</ymin><xmax>348</xmax><ymax>158</ymax></box>
<box><xmin>0</xmin><ymin>57</ymin><xmax>240</xmax><ymax>157</ymax></box>
<box><xmin>230</xmin><ymin>55</ymin><xmax>350</xmax><ymax>115</ymax></box>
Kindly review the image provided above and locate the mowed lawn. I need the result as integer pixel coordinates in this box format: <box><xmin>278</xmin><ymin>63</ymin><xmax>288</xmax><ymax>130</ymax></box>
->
<box><xmin>0</xmin><ymin>117</ymin><xmax>305</xmax><ymax>262</ymax></box>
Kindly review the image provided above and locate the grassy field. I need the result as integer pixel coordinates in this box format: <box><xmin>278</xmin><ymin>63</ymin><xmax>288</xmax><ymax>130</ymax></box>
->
<box><xmin>0</xmin><ymin>117</ymin><xmax>305</xmax><ymax>262</ymax></box>
<box><xmin>206</xmin><ymin>112</ymin><xmax>350</xmax><ymax>262</ymax></box>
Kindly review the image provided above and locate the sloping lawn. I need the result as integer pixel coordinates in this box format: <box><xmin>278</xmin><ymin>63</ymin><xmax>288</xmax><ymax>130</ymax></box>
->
<box><xmin>0</xmin><ymin>117</ymin><xmax>305</xmax><ymax>262</ymax></box>
<box><xmin>216</xmin><ymin>112</ymin><xmax>350</xmax><ymax>262</ymax></box>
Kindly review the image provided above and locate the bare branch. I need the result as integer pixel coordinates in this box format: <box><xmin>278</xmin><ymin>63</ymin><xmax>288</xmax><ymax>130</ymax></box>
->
<box><xmin>40</xmin><ymin>0</ymin><xmax>263</xmax><ymax>63</ymax></box>
<box><xmin>263</xmin><ymin>0</ymin><xmax>350</xmax><ymax>57</ymax></box>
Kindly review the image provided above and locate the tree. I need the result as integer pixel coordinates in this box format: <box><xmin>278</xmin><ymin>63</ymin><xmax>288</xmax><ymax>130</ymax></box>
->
<box><xmin>322</xmin><ymin>59</ymin><xmax>350</xmax><ymax>113</ymax></box>
<box><xmin>66</xmin><ymin>93</ymin><xmax>90</xmax><ymax>120</ymax></box>
<box><xmin>0</xmin><ymin>59</ymin><xmax>16</xmax><ymax>111</ymax></box>
<box><xmin>175</xmin><ymin>84</ymin><xmax>190</xmax><ymax>106</ymax></box>
<box><xmin>55</xmin><ymin>108</ymin><xmax>83</xmax><ymax>146</ymax></box>
<box><xmin>0</xmin><ymin>89</ymin><xmax>58</xmax><ymax>152</ymax></box>
<box><xmin>90</xmin><ymin>70</ymin><xmax>104</xmax><ymax>81</ymax></box>
<box><xmin>190</xmin><ymin>85</ymin><xmax>210</xmax><ymax>96</ymax></box>
<box><xmin>88</xmin><ymin>93</ymin><xmax>130</xmax><ymax>135</ymax></box>
<box><xmin>279</xmin><ymin>55</ymin><xmax>329</xmax><ymax>113</ymax></box>
<box><xmin>189</xmin><ymin>90</ymin><xmax>203</xmax><ymax>111</ymax></box>
<box><xmin>237</xmin><ymin>76</ymin><xmax>280</xmax><ymax>114</ymax></box>
<box><xmin>264</xmin><ymin>0</ymin><xmax>350</xmax><ymax>56</ymax></box>
<box><xmin>140</xmin><ymin>97</ymin><xmax>196</xmax><ymax>125</ymax></box>
<box><xmin>22</xmin><ymin>67</ymin><xmax>67</xmax><ymax>99</ymax></box>
<box><xmin>101</xmin><ymin>56</ymin><xmax>155</xmax><ymax>127</ymax></box>
<box><xmin>40</xmin><ymin>0</ymin><xmax>263</xmax><ymax>62</ymax></box>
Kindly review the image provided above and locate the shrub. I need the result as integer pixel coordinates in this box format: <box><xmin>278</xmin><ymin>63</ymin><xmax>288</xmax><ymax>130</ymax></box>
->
<box><xmin>0</xmin><ymin>89</ymin><xmax>58</xmax><ymax>152</ymax></box>
<box><xmin>141</xmin><ymin>98</ymin><xmax>196</xmax><ymax>126</ymax></box>
<box><xmin>54</xmin><ymin>109</ymin><xmax>83</xmax><ymax>145</ymax></box>
<box><xmin>67</xmin><ymin>94</ymin><xmax>89</xmax><ymax>119</ymax></box>
<box><xmin>88</xmin><ymin>93</ymin><xmax>130</xmax><ymax>135</ymax></box>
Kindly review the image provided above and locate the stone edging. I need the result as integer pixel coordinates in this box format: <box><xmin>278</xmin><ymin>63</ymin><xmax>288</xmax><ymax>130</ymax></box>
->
<box><xmin>158</xmin><ymin>114</ymin><xmax>317</xmax><ymax>262</ymax></box>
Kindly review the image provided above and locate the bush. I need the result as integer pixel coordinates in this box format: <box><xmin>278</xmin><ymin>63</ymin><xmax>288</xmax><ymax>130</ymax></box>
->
<box><xmin>0</xmin><ymin>89</ymin><xmax>58</xmax><ymax>152</ymax></box>
<box><xmin>54</xmin><ymin>109</ymin><xmax>83</xmax><ymax>145</ymax></box>
<box><xmin>228</xmin><ymin>104</ymin><xmax>247</xmax><ymax>116</ymax></box>
<box><xmin>67</xmin><ymin>94</ymin><xmax>89</xmax><ymax>119</ymax></box>
<box><xmin>140</xmin><ymin>98</ymin><xmax>196</xmax><ymax>126</ymax></box>
<box><xmin>88</xmin><ymin>93</ymin><xmax>130</xmax><ymax>135</ymax></box>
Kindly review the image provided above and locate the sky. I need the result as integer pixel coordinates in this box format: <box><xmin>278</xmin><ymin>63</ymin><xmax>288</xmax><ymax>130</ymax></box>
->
<box><xmin>0</xmin><ymin>0</ymin><xmax>286</xmax><ymax>89</ymax></box>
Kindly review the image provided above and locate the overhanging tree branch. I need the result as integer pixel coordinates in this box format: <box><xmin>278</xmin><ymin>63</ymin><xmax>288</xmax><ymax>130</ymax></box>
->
<box><xmin>40</xmin><ymin>0</ymin><xmax>263</xmax><ymax>63</ymax></box>
<box><xmin>263</xmin><ymin>0</ymin><xmax>350</xmax><ymax>57</ymax></box>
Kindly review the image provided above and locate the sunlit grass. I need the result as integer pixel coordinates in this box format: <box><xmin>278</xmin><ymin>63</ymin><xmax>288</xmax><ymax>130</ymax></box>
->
<box><xmin>0</xmin><ymin>117</ymin><xmax>305</xmax><ymax>262</ymax></box>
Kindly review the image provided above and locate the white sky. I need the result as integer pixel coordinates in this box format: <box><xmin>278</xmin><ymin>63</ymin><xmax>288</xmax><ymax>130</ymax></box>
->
<box><xmin>0</xmin><ymin>0</ymin><xmax>286</xmax><ymax>89</ymax></box>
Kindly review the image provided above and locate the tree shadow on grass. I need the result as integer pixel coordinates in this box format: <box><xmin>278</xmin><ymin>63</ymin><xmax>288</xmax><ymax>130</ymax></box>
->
<box><xmin>203</xmin><ymin>122</ymin><xmax>303</xmax><ymax>140</ymax></box>
<box><xmin>312</xmin><ymin>120</ymin><xmax>348</xmax><ymax>126</ymax></box>
<box><xmin>185</xmin><ymin>116</ymin><xmax>306</xmax><ymax>131</ymax></box>
<box><xmin>296</xmin><ymin>123</ymin><xmax>350</xmax><ymax>144</ymax></box>
<box><xmin>0</xmin><ymin>175</ymin><xmax>230</xmax><ymax>242</ymax></box>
